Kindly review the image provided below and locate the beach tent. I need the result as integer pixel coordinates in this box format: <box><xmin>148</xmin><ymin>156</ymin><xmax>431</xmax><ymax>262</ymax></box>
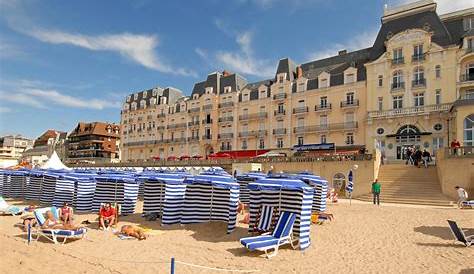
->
<box><xmin>181</xmin><ymin>171</ymin><xmax>240</xmax><ymax>233</ymax></box>
<box><xmin>294</xmin><ymin>172</ymin><xmax>328</xmax><ymax>213</ymax></box>
<box><xmin>92</xmin><ymin>173</ymin><xmax>139</xmax><ymax>215</ymax></box>
<box><xmin>139</xmin><ymin>172</ymin><xmax>189</xmax><ymax>224</ymax></box>
<box><xmin>74</xmin><ymin>173</ymin><xmax>97</xmax><ymax>212</ymax></box>
<box><xmin>248</xmin><ymin>176</ymin><xmax>314</xmax><ymax>250</ymax></box>
<box><xmin>25</xmin><ymin>169</ymin><xmax>47</xmax><ymax>200</ymax></box>
<box><xmin>236</xmin><ymin>172</ymin><xmax>266</xmax><ymax>204</ymax></box>
<box><xmin>52</xmin><ymin>173</ymin><xmax>95</xmax><ymax>208</ymax></box>
<box><xmin>41</xmin><ymin>151</ymin><xmax>71</xmax><ymax>170</ymax></box>
<box><xmin>0</xmin><ymin>169</ymin><xmax>9</xmax><ymax>197</ymax></box>
<box><xmin>6</xmin><ymin>170</ymin><xmax>29</xmax><ymax>198</ymax></box>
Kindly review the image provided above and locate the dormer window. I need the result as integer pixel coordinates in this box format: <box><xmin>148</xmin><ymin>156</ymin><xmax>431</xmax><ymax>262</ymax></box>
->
<box><xmin>134</xmin><ymin>94</ymin><xmax>138</xmax><ymax>100</ymax></box>
<box><xmin>345</xmin><ymin>73</ymin><xmax>355</xmax><ymax>84</ymax></box>
<box><xmin>149</xmin><ymin>98</ymin><xmax>156</xmax><ymax>105</ymax></box>
<box><xmin>467</xmin><ymin>37</ymin><xmax>473</xmax><ymax>51</ymax></box>
<box><xmin>320</xmin><ymin>78</ymin><xmax>328</xmax><ymax>88</ymax></box>
<box><xmin>259</xmin><ymin>89</ymin><xmax>266</xmax><ymax>99</ymax></box>
<box><xmin>206</xmin><ymin>87</ymin><xmax>213</xmax><ymax>94</ymax></box>
<box><xmin>298</xmin><ymin>82</ymin><xmax>306</xmax><ymax>92</ymax></box>
<box><xmin>279</xmin><ymin>75</ymin><xmax>284</xmax><ymax>83</ymax></box>
<box><xmin>123</xmin><ymin>103</ymin><xmax>129</xmax><ymax>110</ymax></box>
<box><xmin>243</xmin><ymin>93</ymin><xmax>249</xmax><ymax>101</ymax></box>
<box><xmin>224</xmin><ymin>86</ymin><xmax>231</xmax><ymax>93</ymax></box>
<box><xmin>193</xmin><ymin>94</ymin><xmax>199</xmax><ymax>100</ymax></box>
<box><xmin>131</xmin><ymin>102</ymin><xmax>137</xmax><ymax>110</ymax></box>
<box><xmin>160</xmin><ymin>97</ymin><xmax>167</xmax><ymax>105</ymax></box>
<box><xmin>152</xmin><ymin>89</ymin><xmax>157</xmax><ymax>96</ymax></box>
<box><xmin>127</xmin><ymin>96</ymin><xmax>131</xmax><ymax>102</ymax></box>
<box><xmin>143</xmin><ymin>91</ymin><xmax>148</xmax><ymax>97</ymax></box>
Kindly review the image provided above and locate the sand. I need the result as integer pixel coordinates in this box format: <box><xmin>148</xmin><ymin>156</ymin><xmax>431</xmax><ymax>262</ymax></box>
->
<box><xmin>0</xmin><ymin>199</ymin><xmax>473</xmax><ymax>274</ymax></box>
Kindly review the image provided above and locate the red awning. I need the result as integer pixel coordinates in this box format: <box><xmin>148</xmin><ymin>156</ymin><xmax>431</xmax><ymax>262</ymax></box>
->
<box><xmin>192</xmin><ymin>155</ymin><xmax>203</xmax><ymax>159</ymax></box>
<box><xmin>180</xmin><ymin>155</ymin><xmax>191</xmax><ymax>160</ymax></box>
<box><xmin>152</xmin><ymin>156</ymin><xmax>161</xmax><ymax>160</ymax></box>
<box><xmin>208</xmin><ymin>150</ymin><xmax>270</xmax><ymax>159</ymax></box>
<box><xmin>167</xmin><ymin>156</ymin><xmax>178</xmax><ymax>161</ymax></box>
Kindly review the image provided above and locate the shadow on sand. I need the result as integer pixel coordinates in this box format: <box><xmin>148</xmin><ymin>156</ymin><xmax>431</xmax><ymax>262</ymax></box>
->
<box><xmin>414</xmin><ymin>225</ymin><xmax>474</xmax><ymax>241</ymax></box>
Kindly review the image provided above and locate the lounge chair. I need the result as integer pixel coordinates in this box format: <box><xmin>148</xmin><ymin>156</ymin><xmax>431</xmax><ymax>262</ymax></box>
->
<box><xmin>240</xmin><ymin>211</ymin><xmax>297</xmax><ymax>258</ymax></box>
<box><xmin>33</xmin><ymin>207</ymin><xmax>87</xmax><ymax>244</ymax></box>
<box><xmin>447</xmin><ymin>220</ymin><xmax>473</xmax><ymax>247</ymax></box>
<box><xmin>461</xmin><ymin>200</ymin><xmax>473</xmax><ymax>209</ymax></box>
<box><xmin>256</xmin><ymin>205</ymin><xmax>275</xmax><ymax>232</ymax></box>
<box><xmin>0</xmin><ymin>196</ymin><xmax>22</xmax><ymax>216</ymax></box>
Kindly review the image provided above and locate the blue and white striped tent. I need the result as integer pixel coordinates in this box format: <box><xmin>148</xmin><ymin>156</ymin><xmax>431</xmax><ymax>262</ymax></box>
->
<box><xmin>25</xmin><ymin>169</ymin><xmax>47</xmax><ymax>200</ymax></box>
<box><xmin>0</xmin><ymin>169</ymin><xmax>10</xmax><ymax>197</ymax></box>
<box><xmin>92</xmin><ymin>173</ymin><xmax>139</xmax><ymax>215</ymax></box>
<box><xmin>248</xmin><ymin>175</ymin><xmax>314</xmax><ymax>250</ymax></box>
<box><xmin>74</xmin><ymin>173</ymin><xmax>97</xmax><ymax>212</ymax></box>
<box><xmin>236</xmin><ymin>172</ymin><xmax>266</xmax><ymax>204</ymax></box>
<box><xmin>139</xmin><ymin>172</ymin><xmax>188</xmax><ymax>225</ymax></box>
<box><xmin>294</xmin><ymin>172</ymin><xmax>328</xmax><ymax>213</ymax></box>
<box><xmin>40</xmin><ymin>171</ymin><xmax>64</xmax><ymax>205</ymax></box>
<box><xmin>181</xmin><ymin>171</ymin><xmax>240</xmax><ymax>234</ymax></box>
<box><xmin>52</xmin><ymin>173</ymin><xmax>93</xmax><ymax>208</ymax></box>
<box><xmin>8</xmin><ymin>170</ymin><xmax>29</xmax><ymax>198</ymax></box>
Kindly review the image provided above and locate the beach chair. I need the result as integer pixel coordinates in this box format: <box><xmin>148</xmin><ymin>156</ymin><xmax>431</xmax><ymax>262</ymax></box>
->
<box><xmin>240</xmin><ymin>211</ymin><xmax>297</xmax><ymax>258</ymax></box>
<box><xmin>461</xmin><ymin>200</ymin><xmax>474</xmax><ymax>209</ymax></box>
<box><xmin>0</xmin><ymin>196</ymin><xmax>22</xmax><ymax>216</ymax></box>
<box><xmin>256</xmin><ymin>205</ymin><xmax>275</xmax><ymax>232</ymax></box>
<box><xmin>33</xmin><ymin>207</ymin><xmax>87</xmax><ymax>244</ymax></box>
<box><xmin>447</xmin><ymin>220</ymin><xmax>473</xmax><ymax>247</ymax></box>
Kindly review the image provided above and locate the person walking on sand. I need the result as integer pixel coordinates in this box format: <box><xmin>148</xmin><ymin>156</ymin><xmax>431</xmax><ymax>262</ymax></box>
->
<box><xmin>372</xmin><ymin>179</ymin><xmax>381</xmax><ymax>205</ymax></box>
<box><xmin>455</xmin><ymin>186</ymin><xmax>468</xmax><ymax>209</ymax></box>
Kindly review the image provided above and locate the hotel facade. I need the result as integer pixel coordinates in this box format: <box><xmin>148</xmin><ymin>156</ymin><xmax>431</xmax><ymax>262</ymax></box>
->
<box><xmin>120</xmin><ymin>1</ymin><xmax>474</xmax><ymax>162</ymax></box>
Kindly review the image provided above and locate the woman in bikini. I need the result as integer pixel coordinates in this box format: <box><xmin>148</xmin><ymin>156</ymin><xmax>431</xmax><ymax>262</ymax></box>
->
<box><xmin>59</xmin><ymin>202</ymin><xmax>74</xmax><ymax>224</ymax></box>
<box><xmin>42</xmin><ymin>210</ymin><xmax>81</xmax><ymax>230</ymax></box>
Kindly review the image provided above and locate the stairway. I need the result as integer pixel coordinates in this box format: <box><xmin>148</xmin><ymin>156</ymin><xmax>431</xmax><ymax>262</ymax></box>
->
<box><xmin>356</xmin><ymin>164</ymin><xmax>454</xmax><ymax>207</ymax></box>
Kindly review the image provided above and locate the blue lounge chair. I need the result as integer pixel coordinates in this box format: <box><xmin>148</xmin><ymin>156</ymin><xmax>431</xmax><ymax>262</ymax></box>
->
<box><xmin>240</xmin><ymin>211</ymin><xmax>297</xmax><ymax>258</ymax></box>
<box><xmin>447</xmin><ymin>220</ymin><xmax>473</xmax><ymax>247</ymax></box>
<box><xmin>0</xmin><ymin>196</ymin><xmax>22</xmax><ymax>216</ymax></box>
<box><xmin>256</xmin><ymin>205</ymin><xmax>274</xmax><ymax>232</ymax></box>
<box><xmin>33</xmin><ymin>207</ymin><xmax>87</xmax><ymax>244</ymax></box>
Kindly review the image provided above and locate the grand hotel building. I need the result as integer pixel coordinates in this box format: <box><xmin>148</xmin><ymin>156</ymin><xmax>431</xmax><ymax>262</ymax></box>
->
<box><xmin>120</xmin><ymin>0</ymin><xmax>474</xmax><ymax>162</ymax></box>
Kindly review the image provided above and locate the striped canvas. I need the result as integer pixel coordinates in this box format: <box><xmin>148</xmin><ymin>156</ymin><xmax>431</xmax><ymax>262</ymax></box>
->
<box><xmin>92</xmin><ymin>176</ymin><xmax>139</xmax><ymax>215</ymax></box>
<box><xmin>26</xmin><ymin>171</ymin><xmax>44</xmax><ymax>201</ymax></box>
<box><xmin>52</xmin><ymin>177</ymin><xmax>76</xmax><ymax>207</ymax></box>
<box><xmin>74</xmin><ymin>177</ymin><xmax>96</xmax><ymax>212</ymax></box>
<box><xmin>9</xmin><ymin>171</ymin><xmax>27</xmax><ymax>198</ymax></box>
<box><xmin>295</xmin><ymin>174</ymin><xmax>328</xmax><ymax>213</ymax></box>
<box><xmin>40</xmin><ymin>174</ymin><xmax>58</xmax><ymax>205</ymax></box>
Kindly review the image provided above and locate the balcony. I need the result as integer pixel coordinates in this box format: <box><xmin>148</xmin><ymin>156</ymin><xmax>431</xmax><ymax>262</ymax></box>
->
<box><xmin>391</xmin><ymin>82</ymin><xmax>405</xmax><ymax>92</ymax></box>
<box><xmin>292</xmin><ymin>106</ymin><xmax>309</xmax><ymax>114</ymax></box>
<box><xmin>391</xmin><ymin>57</ymin><xmax>404</xmax><ymax>65</ymax></box>
<box><xmin>188</xmin><ymin>136</ymin><xmax>200</xmax><ymax>142</ymax></box>
<box><xmin>340</xmin><ymin>99</ymin><xmax>359</xmax><ymax>108</ymax></box>
<box><xmin>157</xmin><ymin>126</ymin><xmax>165</xmax><ymax>130</ymax></box>
<box><xmin>274</xmin><ymin>110</ymin><xmax>286</xmax><ymax>116</ymax></box>
<box><xmin>202</xmin><ymin>104</ymin><xmax>213</xmax><ymax>111</ymax></box>
<box><xmin>218</xmin><ymin>116</ymin><xmax>234</xmax><ymax>123</ymax></box>
<box><xmin>412</xmin><ymin>78</ymin><xmax>426</xmax><ymax>88</ymax></box>
<box><xmin>170</xmin><ymin>137</ymin><xmax>187</xmax><ymax>144</ymax></box>
<box><xmin>157</xmin><ymin>113</ymin><xmax>166</xmax><ymax>118</ymax></box>
<box><xmin>411</xmin><ymin>53</ymin><xmax>426</xmax><ymax>62</ymax></box>
<box><xmin>272</xmin><ymin>128</ymin><xmax>287</xmax><ymax>135</ymax></box>
<box><xmin>188</xmin><ymin>121</ymin><xmax>200</xmax><ymax>127</ymax></box>
<box><xmin>315</xmin><ymin>103</ymin><xmax>332</xmax><ymax>112</ymax></box>
<box><xmin>239</xmin><ymin>131</ymin><xmax>256</xmax><ymax>138</ymax></box>
<box><xmin>218</xmin><ymin>133</ymin><xmax>234</xmax><ymax>139</ymax></box>
<box><xmin>202</xmin><ymin>134</ymin><xmax>212</xmax><ymax>140</ymax></box>
<box><xmin>293</xmin><ymin>122</ymin><xmax>358</xmax><ymax>133</ymax></box>
<box><xmin>460</xmin><ymin>74</ymin><xmax>474</xmax><ymax>82</ymax></box>
<box><xmin>239</xmin><ymin>112</ymin><xmax>267</xmax><ymax>121</ymax></box>
<box><xmin>273</xmin><ymin>93</ymin><xmax>287</xmax><ymax>100</ymax></box>
<box><xmin>146</xmin><ymin>115</ymin><xmax>153</xmax><ymax>120</ymax></box>
<box><xmin>367</xmin><ymin>103</ymin><xmax>451</xmax><ymax>119</ymax></box>
<box><xmin>202</xmin><ymin>119</ymin><xmax>213</xmax><ymax>124</ymax></box>
<box><xmin>188</xmin><ymin>107</ymin><xmax>201</xmax><ymax>113</ymax></box>
<box><xmin>218</xmin><ymin>101</ymin><xmax>234</xmax><ymax>108</ymax></box>
<box><xmin>167</xmin><ymin>123</ymin><xmax>187</xmax><ymax>129</ymax></box>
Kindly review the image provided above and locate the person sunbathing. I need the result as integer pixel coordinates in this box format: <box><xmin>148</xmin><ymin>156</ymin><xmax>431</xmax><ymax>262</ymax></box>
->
<box><xmin>42</xmin><ymin>210</ymin><xmax>80</xmax><ymax>230</ymax></box>
<box><xmin>120</xmin><ymin>225</ymin><xmax>146</xmax><ymax>240</ymax></box>
<box><xmin>59</xmin><ymin>202</ymin><xmax>74</xmax><ymax>224</ymax></box>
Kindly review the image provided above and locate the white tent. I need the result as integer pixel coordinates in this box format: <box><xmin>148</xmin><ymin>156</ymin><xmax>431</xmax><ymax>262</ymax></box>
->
<box><xmin>41</xmin><ymin>151</ymin><xmax>71</xmax><ymax>170</ymax></box>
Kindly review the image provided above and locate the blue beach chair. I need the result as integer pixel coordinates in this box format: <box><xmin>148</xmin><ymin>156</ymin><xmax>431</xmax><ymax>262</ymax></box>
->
<box><xmin>447</xmin><ymin>220</ymin><xmax>473</xmax><ymax>247</ymax></box>
<box><xmin>33</xmin><ymin>207</ymin><xmax>87</xmax><ymax>244</ymax></box>
<box><xmin>0</xmin><ymin>196</ymin><xmax>22</xmax><ymax>215</ymax></box>
<box><xmin>240</xmin><ymin>211</ymin><xmax>297</xmax><ymax>258</ymax></box>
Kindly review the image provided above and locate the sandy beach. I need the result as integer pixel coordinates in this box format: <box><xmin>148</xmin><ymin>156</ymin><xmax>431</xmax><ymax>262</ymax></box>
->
<box><xmin>1</xmin><ymin>199</ymin><xmax>473</xmax><ymax>274</ymax></box>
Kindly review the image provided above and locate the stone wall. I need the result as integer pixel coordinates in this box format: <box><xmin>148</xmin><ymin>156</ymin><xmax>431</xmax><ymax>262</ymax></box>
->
<box><xmin>436</xmin><ymin>150</ymin><xmax>474</xmax><ymax>200</ymax></box>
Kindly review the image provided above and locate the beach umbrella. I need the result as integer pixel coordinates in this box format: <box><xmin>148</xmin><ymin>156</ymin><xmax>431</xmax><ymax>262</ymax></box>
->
<box><xmin>346</xmin><ymin>165</ymin><xmax>358</xmax><ymax>205</ymax></box>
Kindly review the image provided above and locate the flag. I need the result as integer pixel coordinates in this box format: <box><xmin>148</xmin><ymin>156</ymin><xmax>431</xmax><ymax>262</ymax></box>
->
<box><xmin>346</xmin><ymin>170</ymin><xmax>353</xmax><ymax>194</ymax></box>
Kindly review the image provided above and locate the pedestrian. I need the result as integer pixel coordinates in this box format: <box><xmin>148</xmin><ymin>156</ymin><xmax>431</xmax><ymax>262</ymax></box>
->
<box><xmin>267</xmin><ymin>165</ymin><xmax>274</xmax><ymax>176</ymax></box>
<box><xmin>450</xmin><ymin>139</ymin><xmax>461</xmax><ymax>156</ymax></box>
<box><xmin>371</xmin><ymin>179</ymin><xmax>381</xmax><ymax>205</ymax></box>
<box><xmin>414</xmin><ymin>148</ymin><xmax>422</xmax><ymax>168</ymax></box>
<box><xmin>422</xmin><ymin>149</ymin><xmax>431</xmax><ymax>168</ymax></box>
<box><xmin>405</xmin><ymin>147</ymin><xmax>413</xmax><ymax>165</ymax></box>
<box><xmin>455</xmin><ymin>186</ymin><xmax>468</xmax><ymax>209</ymax></box>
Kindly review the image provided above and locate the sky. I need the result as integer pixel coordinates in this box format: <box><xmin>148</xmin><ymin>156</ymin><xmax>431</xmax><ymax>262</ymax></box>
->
<box><xmin>0</xmin><ymin>0</ymin><xmax>472</xmax><ymax>139</ymax></box>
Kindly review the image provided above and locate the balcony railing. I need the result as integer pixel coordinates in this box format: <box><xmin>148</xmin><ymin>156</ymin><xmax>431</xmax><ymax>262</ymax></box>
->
<box><xmin>239</xmin><ymin>131</ymin><xmax>256</xmax><ymax>138</ymax></box>
<box><xmin>188</xmin><ymin>121</ymin><xmax>200</xmax><ymax>127</ymax></box>
<box><xmin>292</xmin><ymin>106</ymin><xmax>309</xmax><ymax>114</ymax></box>
<box><xmin>444</xmin><ymin>146</ymin><xmax>474</xmax><ymax>158</ymax></box>
<box><xmin>202</xmin><ymin>119</ymin><xmax>213</xmax><ymax>124</ymax></box>
<box><xmin>340</xmin><ymin>99</ymin><xmax>359</xmax><ymax>108</ymax></box>
<box><xmin>274</xmin><ymin>110</ymin><xmax>286</xmax><ymax>116</ymax></box>
<box><xmin>460</xmin><ymin>74</ymin><xmax>474</xmax><ymax>82</ymax></box>
<box><xmin>412</xmin><ymin>78</ymin><xmax>426</xmax><ymax>88</ymax></box>
<box><xmin>272</xmin><ymin>128</ymin><xmax>287</xmax><ymax>135</ymax></box>
<box><xmin>367</xmin><ymin>103</ymin><xmax>451</xmax><ymax>119</ymax></box>
<box><xmin>411</xmin><ymin>53</ymin><xmax>426</xmax><ymax>62</ymax></box>
<box><xmin>391</xmin><ymin>57</ymin><xmax>404</xmax><ymax>65</ymax></box>
<box><xmin>293</xmin><ymin>122</ymin><xmax>358</xmax><ymax>133</ymax></box>
<box><xmin>218</xmin><ymin>133</ymin><xmax>234</xmax><ymax>139</ymax></box>
<box><xmin>188</xmin><ymin>136</ymin><xmax>200</xmax><ymax>142</ymax></box>
<box><xmin>273</xmin><ymin>93</ymin><xmax>287</xmax><ymax>100</ymax></box>
<box><xmin>188</xmin><ymin>107</ymin><xmax>201</xmax><ymax>113</ymax></box>
<box><xmin>202</xmin><ymin>104</ymin><xmax>213</xmax><ymax>111</ymax></box>
<box><xmin>218</xmin><ymin>101</ymin><xmax>234</xmax><ymax>108</ymax></box>
<box><xmin>391</xmin><ymin>82</ymin><xmax>405</xmax><ymax>91</ymax></box>
<box><xmin>315</xmin><ymin>103</ymin><xmax>332</xmax><ymax>112</ymax></box>
<box><xmin>170</xmin><ymin>137</ymin><xmax>187</xmax><ymax>143</ymax></box>
<box><xmin>218</xmin><ymin>116</ymin><xmax>234</xmax><ymax>123</ymax></box>
<box><xmin>238</xmin><ymin>112</ymin><xmax>267</xmax><ymax>121</ymax></box>
<box><xmin>157</xmin><ymin>126</ymin><xmax>165</xmax><ymax>130</ymax></box>
<box><xmin>167</xmin><ymin>123</ymin><xmax>187</xmax><ymax>129</ymax></box>
<box><xmin>202</xmin><ymin>134</ymin><xmax>212</xmax><ymax>140</ymax></box>
<box><xmin>157</xmin><ymin>113</ymin><xmax>166</xmax><ymax>118</ymax></box>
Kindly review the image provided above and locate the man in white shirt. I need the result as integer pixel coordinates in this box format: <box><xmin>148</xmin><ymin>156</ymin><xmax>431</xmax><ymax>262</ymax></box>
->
<box><xmin>455</xmin><ymin>186</ymin><xmax>468</xmax><ymax>208</ymax></box>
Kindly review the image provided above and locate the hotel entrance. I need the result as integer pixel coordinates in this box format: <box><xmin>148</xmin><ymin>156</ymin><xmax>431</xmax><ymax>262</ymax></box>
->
<box><xmin>388</xmin><ymin>125</ymin><xmax>429</xmax><ymax>160</ymax></box>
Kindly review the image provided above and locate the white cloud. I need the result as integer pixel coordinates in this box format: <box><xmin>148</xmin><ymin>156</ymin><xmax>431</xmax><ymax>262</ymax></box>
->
<box><xmin>195</xmin><ymin>48</ymin><xmax>208</xmax><ymax>59</ymax></box>
<box><xmin>393</xmin><ymin>0</ymin><xmax>473</xmax><ymax>14</ymax></box>
<box><xmin>17</xmin><ymin>27</ymin><xmax>196</xmax><ymax>77</ymax></box>
<box><xmin>0</xmin><ymin>91</ymin><xmax>47</xmax><ymax>109</ymax></box>
<box><xmin>0</xmin><ymin>107</ymin><xmax>12</xmax><ymax>113</ymax></box>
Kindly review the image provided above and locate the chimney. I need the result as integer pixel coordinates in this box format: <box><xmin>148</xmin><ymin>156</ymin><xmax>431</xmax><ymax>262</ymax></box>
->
<box><xmin>222</xmin><ymin>70</ymin><xmax>231</xmax><ymax>77</ymax></box>
<box><xmin>297</xmin><ymin>66</ymin><xmax>303</xmax><ymax>79</ymax></box>
<box><xmin>338</xmin><ymin>49</ymin><xmax>347</xmax><ymax>56</ymax></box>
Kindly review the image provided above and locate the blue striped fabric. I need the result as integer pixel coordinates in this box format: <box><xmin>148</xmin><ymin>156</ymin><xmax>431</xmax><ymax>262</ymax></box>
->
<box><xmin>75</xmin><ymin>174</ymin><xmax>96</xmax><ymax>212</ymax></box>
<box><xmin>26</xmin><ymin>170</ymin><xmax>46</xmax><ymax>200</ymax></box>
<box><xmin>295</xmin><ymin>173</ymin><xmax>328</xmax><ymax>213</ymax></box>
<box><xmin>0</xmin><ymin>170</ymin><xmax>4</xmax><ymax>196</ymax></box>
<box><xmin>92</xmin><ymin>174</ymin><xmax>139</xmax><ymax>215</ymax></box>
<box><xmin>346</xmin><ymin>170</ymin><xmax>354</xmax><ymax>193</ymax></box>
<box><xmin>248</xmin><ymin>177</ymin><xmax>314</xmax><ymax>250</ymax></box>
<box><xmin>52</xmin><ymin>174</ymin><xmax>86</xmax><ymax>207</ymax></box>
<box><xmin>181</xmin><ymin>172</ymin><xmax>240</xmax><ymax>233</ymax></box>
<box><xmin>40</xmin><ymin>173</ymin><xmax>59</xmax><ymax>205</ymax></box>
<box><xmin>9</xmin><ymin>170</ymin><xmax>28</xmax><ymax>198</ymax></box>
<box><xmin>236</xmin><ymin>173</ymin><xmax>266</xmax><ymax>204</ymax></box>
<box><xmin>1</xmin><ymin>170</ymin><xmax>12</xmax><ymax>197</ymax></box>
<box><xmin>257</xmin><ymin>205</ymin><xmax>274</xmax><ymax>231</ymax></box>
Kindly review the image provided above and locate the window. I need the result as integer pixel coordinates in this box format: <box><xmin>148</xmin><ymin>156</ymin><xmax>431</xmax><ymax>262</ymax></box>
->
<box><xmin>298</xmin><ymin>136</ymin><xmax>304</xmax><ymax>146</ymax></box>
<box><xmin>435</xmin><ymin>65</ymin><xmax>441</xmax><ymax>78</ymax></box>
<box><xmin>393</xmin><ymin>48</ymin><xmax>403</xmax><ymax>61</ymax></box>
<box><xmin>414</xmin><ymin>93</ymin><xmax>424</xmax><ymax>107</ymax></box>
<box><xmin>320</xmin><ymin>78</ymin><xmax>328</xmax><ymax>88</ymax></box>
<box><xmin>392</xmin><ymin>70</ymin><xmax>404</xmax><ymax>89</ymax></box>
<box><xmin>242</xmin><ymin>140</ymin><xmax>247</xmax><ymax>149</ymax></box>
<box><xmin>346</xmin><ymin>73</ymin><xmax>355</xmax><ymax>84</ymax></box>
<box><xmin>277</xmin><ymin>103</ymin><xmax>284</xmax><ymax>114</ymax></box>
<box><xmin>377</xmin><ymin>128</ymin><xmax>384</xmax><ymax>135</ymax></box>
<box><xmin>413</xmin><ymin>67</ymin><xmax>425</xmax><ymax>85</ymax></box>
<box><xmin>297</xmin><ymin>118</ymin><xmax>304</xmax><ymax>128</ymax></box>
<box><xmin>464</xmin><ymin>114</ymin><xmax>474</xmax><ymax>146</ymax></box>
<box><xmin>393</xmin><ymin>96</ymin><xmax>403</xmax><ymax>109</ymax></box>
<box><xmin>259</xmin><ymin>139</ymin><xmax>265</xmax><ymax>149</ymax></box>
<box><xmin>413</xmin><ymin>44</ymin><xmax>423</xmax><ymax>57</ymax></box>
<box><xmin>277</xmin><ymin>138</ymin><xmax>283</xmax><ymax>148</ymax></box>
<box><xmin>320</xmin><ymin>135</ymin><xmax>327</xmax><ymax>144</ymax></box>
<box><xmin>468</xmin><ymin>38</ymin><xmax>473</xmax><ymax>50</ymax></box>
<box><xmin>279</xmin><ymin>75</ymin><xmax>284</xmax><ymax>83</ymax></box>
<box><xmin>463</xmin><ymin>17</ymin><xmax>474</xmax><ymax>31</ymax></box>
<box><xmin>433</xmin><ymin>124</ymin><xmax>442</xmax><ymax>131</ymax></box>
<box><xmin>378</xmin><ymin>97</ymin><xmax>383</xmax><ymax>111</ymax></box>
<box><xmin>346</xmin><ymin>92</ymin><xmax>355</xmax><ymax>104</ymax></box>
<box><xmin>435</xmin><ymin>89</ymin><xmax>441</xmax><ymax>105</ymax></box>
<box><xmin>298</xmin><ymin>82</ymin><xmax>306</xmax><ymax>92</ymax></box>
<box><xmin>378</xmin><ymin>75</ymin><xmax>383</xmax><ymax>87</ymax></box>
<box><xmin>320</xmin><ymin>96</ymin><xmax>328</xmax><ymax>108</ymax></box>
<box><xmin>320</xmin><ymin>115</ymin><xmax>328</xmax><ymax>126</ymax></box>
<box><xmin>346</xmin><ymin>133</ymin><xmax>354</xmax><ymax>145</ymax></box>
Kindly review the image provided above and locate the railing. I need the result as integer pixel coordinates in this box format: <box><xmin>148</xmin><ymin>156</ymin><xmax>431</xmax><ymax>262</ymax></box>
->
<box><xmin>391</xmin><ymin>57</ymin><xmax>404</xmax><ymax>65</ymax></box>
<box><xmin>411</xmin><ymin>53</ymin><xmax>426</xmax><ymax>62</ymax></box>
<box><xmin>218</xmin><ymin>101</ymin><xmax>234</xmax><ymax>108</ymax></box>
<box><xmin>187</xmin><ymin>136</ymin><xmax>200</xmax><ymax>142</ymax></box>
<box><xmin>167</xmin><ymin>123</ymin><xmax>187</xmax><ymax>129</ymax></box>
<box><xmin>238</xmin><ymin>112</ymin><xmax>267</xmax><ymax>121</ymax></box>
<box><xmin>292</xmin><ymin>106</ymin><xmax>309</xmax><ymax>114</ymax></box>
<box><xmin>188</xmin><ymin>121</ymin><xmax>200</xmax><ymax>126</ymax></box>
<box><xmin>293</xmin><ymin>122</ymin><xmax>358</xmax><ymax>133</ymax></box>
<box><xmin>274</xmin><ymin>110</ymin><xmax>286</xmax><ymax>116</ymax></box>
<box><xmin>273</xmin><ymin>93</ymin><xmax>287</xmax><ymax>100</ymax></box>
<box><xmin>391</xmin><ymin>82</ymin><xmax>405</xmax><ymax>91</ymax></box>
<box><xmin>340</xmin><ymin>99</ymin><xmax>359</xmax><ymax>108</ymax></box>
<box><xmin>157</xmin><ymin>126</ymin><xmax>165</xmax><ymax>130</ymax></box>
<box><xmin>412</xmin><ymin>78</ymin><xmax>426</xmax><ymax>88</ymax></box>
<box><xmin>238</xmin><ymin>131</ymin><xmax>257</xmax><ymax>137</ymax></box>
<box><xmin>460</xmin><ymin>74</ymin><xmax>474</xmax><ymax>82</ymax></box>
<box><xmin>202</xmin><ymin>134</ymin><xmax>212</xmax><ymax>140</ymax></box>
<box><xmin>315</xmin><ymin>103</ymin><xmax>332</xmax><ymax>111</ymax></box>
<box><xmin>201</xmin><ymin>119</ymin><xmax>213</xmax><ymax>124</ymax></box>
<box><xmin>157</xmin><ymin>113</ymin><xmax>166</xmax><ymax>118</ymax></box>
<box><xmin>218</xmin><ymin>116</ymin><xmax>234</xmax><ymax>123</ymax></box>
<box><xmin>170</xmin><ymin>137</ymin><xmax>187</xmax><ymax>143</ymax></box>
<box><xmin>272</xmin><ymin>128</ymin><xmax>287</xmax><ymax>135</ymax></box>
<box><xmin>218</xmin><ymin>133</ymin><xmax>234</xmax><ymax>139</ymax></box>
<box><xmin>202</xmin><ymin>104</ymin><xmax>213</xmax><ymax>111</ymax></box>
<box><xmin>444</xmin><ymin>147</ymin><xmax>474</xmax><ymax>158</ymax></box>
<box><xmin>188</xmin><ymin>107</ymin><xmax>201</xmax><ymax>113</ymax></box>
<box><xmin>367</xmin><ymin>103</ymin><xmax>451</xmax><ymax>119</ymax></box>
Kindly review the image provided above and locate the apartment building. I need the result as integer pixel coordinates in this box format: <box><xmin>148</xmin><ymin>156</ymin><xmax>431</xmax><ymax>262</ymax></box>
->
<box><xmin>21</xmin><ymin>129</ymin><xmax>67</xmax><ymax>166</ymax></box>
<box><xmin>120</xmin><ymin>0</ymin><xmax>474</xmax><ymax>162</ymax></box>
<box><xmin>0</xmin><ymin>135</ymin><xmax>33</xmax><ymax>167</ymax></box>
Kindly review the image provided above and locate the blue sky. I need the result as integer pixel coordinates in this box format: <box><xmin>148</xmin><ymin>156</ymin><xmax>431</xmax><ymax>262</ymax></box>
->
<box><xmin>0</xmin><ymin>0</ymin><xmax>471</xmax><ymax>139</ymax></box>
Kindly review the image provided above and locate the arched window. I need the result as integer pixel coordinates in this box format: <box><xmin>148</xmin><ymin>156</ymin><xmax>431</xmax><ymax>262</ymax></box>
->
<box><xmin>392</xmin><ymin>70</ymin><xmax>403</xmax><ymax>89</ymax></box>
<box><xmin>413</xmin><ymin>67</ymin><xmax>425</xmax><ymax>86</ymax></box>
<box><xmin>464</xmin><ymin>114</ymin><xmax>474</xmax><ymax>146</ymax></box>
<box><xmin>396</xmin><ymin>125</ymin><xmax>422</xmax><ymax>143</ymax></box>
